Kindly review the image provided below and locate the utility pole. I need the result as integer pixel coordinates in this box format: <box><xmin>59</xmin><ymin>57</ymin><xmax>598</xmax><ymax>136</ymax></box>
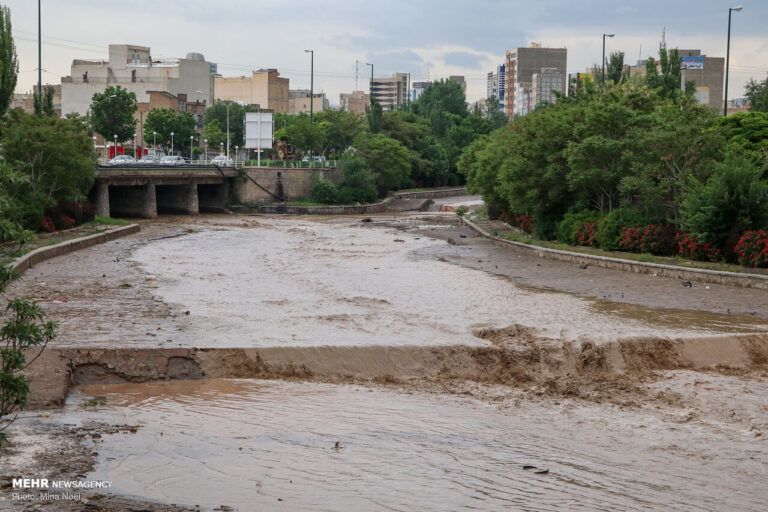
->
<box><xmin>724</xmin><ymin>6</ymin><xmax>743</xmax><ymax>116</ymax></box>
<box><xmin>366</xmin><ymin>63</ymin><xmax>374</xmax><ymax>105</ymax></box>
<box><xmin>37</xmin><ymin>0</ymin><xmax>41</xmax><ymax>107</ymax></box>
<box><xmin>305</xmin><ymin>50</ymin><xmax>314</xmax><ymax>123</ymax></box>
<box><xmin>355</xmin><ymin>60</ymin><xmax>358</xmax><ymax>91</ymax></box>
<box><xmin>602</xmin><ymin>33</ymin><xmax>614</xmax><ymax>89</ymax></box>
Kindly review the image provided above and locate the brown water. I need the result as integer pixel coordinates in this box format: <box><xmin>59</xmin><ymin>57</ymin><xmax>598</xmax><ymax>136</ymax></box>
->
<box><xmin>62</xmin><ymin>379</ymin><xmax>766</xmax><ymax>512</ymax></box>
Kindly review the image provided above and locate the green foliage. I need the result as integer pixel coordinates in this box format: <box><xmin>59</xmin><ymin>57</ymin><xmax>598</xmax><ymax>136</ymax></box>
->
<box><xmin>367</xmin><ymin>97</ymin><xmax>383</xmax><ymax>134</ymax></box>
<box><xmin>1</xmin><ymin>110</ymin><xmax>95</xmax><ymax>231</ymax></box>
<box><xmin>605</xmin><ymin>51</ymin><xmax>626</xmax><ymax>85</ymax></box>
<box><xmin>316</xmin><ymin>109</ymin><xmax>365</xmax><ymax>156</ymax></box>
<box><xmin>89</xmin><ymin>86</ymin><xmax>137</xmax><ymax>142</ymax></box>
<box><xmin>645</xmin><ymin>48</ymin><xmax>695</xmax><ymax>101</ymax></box>
<box><xmin>336</xmin><ymin>155</ymin><xmax>377</xmax><ymax>204</ymax></box>
<box><xmin>144</xmin><ymin>108</ymin><xmax>197</xmax><ymax>156</ymax></box>
<box><xmin>718</xmin><ymin>111</ymin><xmax>768</xmax><ymax>153</ymax></box>
<box><xmin>353</xmin><ymin>133</ymin><xmax>412</xmax><ymax>194</ymax></box>
<box><xmin>0</xmin><ymin>298</ymin><xmax>58</xmax><ymax>448</ymax></box>
<box><xmin>455</xmin><ymin>206</ymin><xmax>468</xmax><ymax>217</ymax></box>
<box><xmin>203</xmin><ymin>119</ymin><xmax>226</xmax><ymax>150</ymax></box>
<box><xmin>745</xmin><ymin>75</ymin><xmax>768</xmax><ymax>113</ymax></box>
<box><xmin>0</xmin><ymin>6</ymin><xmax>17</xmax><ymax>117</ymax></box>
<box><xmin>595</xmin><ymin>208</ymin><xmax>647</xmax><ymax>251</ymax></box>
<box><xmin>679</xmin><ymin>148</ymin><xmax>768</xmax><ymax>253</ymax></box>
<box><xmin>310</xmin><ymin>178</ymin><xmax>338</xmax><ymax>204</ymax></box>
<box><xmin>484</xmin><ymin>97</ymin><xmax>509</xmax><ymax>129</ymax></box>
<box><xmin>273</xmin><ymin>113</ymin><xmax>326</xmax><ymax>155</ymax></box>
<box><xmin>204</xmin><ymin>101</ymin><xmax>257</xmax><ymax>148</ymax></box>
<box><xmin>556</xmin><ymin>210</ymin><xmax>601</xmax><ymax>244</ymax></box>
<box><xmin>412</xmin><ymin>79</ymin><xmax>468</xmax><ymax>120</ymax></box>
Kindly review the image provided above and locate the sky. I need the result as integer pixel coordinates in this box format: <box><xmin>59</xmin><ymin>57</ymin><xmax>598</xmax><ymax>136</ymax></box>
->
<box><xmin>8</xmin><ymin>0</ymin><xmax>768</xmax><ymax>106</ymax></box>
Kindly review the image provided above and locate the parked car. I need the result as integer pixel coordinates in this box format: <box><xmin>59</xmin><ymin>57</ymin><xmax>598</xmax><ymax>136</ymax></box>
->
<box><xmin>138</xmin><ymin>155</ymin><xmax>161</xmax><ymax>165</ymax></box>
<box><xmin>160</xmin><ymin>155</ymin><xmax>185</xmax><ymax>166</ymax></box>
<box><xmin>210</xmin><ymin>155</ymin><xmax>234</xmax><ymax>166</ymax></box>
<box><xmin>109</xmin><ymin>155</ymin><xmax>135</xmax><ymax>165</ymax></box>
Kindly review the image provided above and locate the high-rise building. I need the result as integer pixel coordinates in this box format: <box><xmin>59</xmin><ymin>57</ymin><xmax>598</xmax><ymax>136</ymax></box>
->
<box><xmin>487</xmin><ymin>64</ymin><xmax>506</xmax><ymax>114</ymax></box>
<box><xmin>505</xmin><ymin>44</ymin><xmax>567</xmax><ymax>117</ymax></box>
<box><xmin>448</xmin><ymin>75</ymin><xmax>467</xmax><ymax>91</ymax></box>
<box><xmin>214</xmin><ymin>69</ymin><xmax>289</xmax><ymax>112</ymax></box>
<box><xmin>412</xmin><ymin>81</ymin><xmax>432</xmax><ymax>101</ymax></box>
<box><xmin>370</xmin><ymin>72</ymin><xmax>408</xmax><ymax>111</ymax></box>
<box><xmin>61</xmin><ymin>44</ymin><xmax>215</xmax><ymax>116</ymax></box>
<box><xmin>339</xmin><ymin>91</ymin><xmax>370</xmax><ymax>114</ymax></box>
<box><xmin>487</xmin><ymin>72</ymin><xmax>498</xmax><ymax>99</ymax></box>
<box><xmin>532</xmin><ymin>68</ymin><xmax>564</xmax><ymax>107</ymax></box>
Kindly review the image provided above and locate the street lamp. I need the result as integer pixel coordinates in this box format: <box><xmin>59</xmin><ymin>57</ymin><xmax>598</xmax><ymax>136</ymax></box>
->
<box><xmin>113</xmin><ymin>134</ymin><xmax>118</xmax><ymax>159</ymax></box>
<box><xmin>602</xmin><ymin>33</ymin><xmax>615</xmax><ymax>88</ymax></box>
<box><xmin>724</xmin><ymin>6</ymin><xmax>743</xmax><ymax>116</ymax></box>
<box><xmin>235</xmin><ymin>145</ymin><xmax>239</xmax><ymax>165</ymax></box>
<box><xmin>170</xmin><ymin>131</ymin><xmax>174</xmax><ymax>156</ymax></box>
<box><xmin>93</xmin><ymin>135</ymin><xmax>98</xmax><ymax>159</ymax></box>
<box><xmin>204</xmin><ymin>139</ymin><xmax>208</xmax><ymax>163</ymax></box>
<box><xmin>220</xmin><ymin>142</ymin><xmax>224</xmax><ymax>156</ymax></box>
<box><xmin>153</xmin><ymin>131</ymin><xmax>157</xmax><ymax>152</ymax></box>
<box><xmin>133</xmin><ymin>133</ymin><xmax>137</xmax><ymax>160</ymax></box>
<box><xmin>305</xmin><ymin>49</ymin><xmax>314</xmax><ymax>123</ymax></box>
<box><xmin>190</xmin><ymin>135</ymin><xmax>194</xmax><ymax>162</ymax></box>
<box><xmin>366</xmin><ymin>63</ymin><xmax>374</xmax><ymax>104</ymax></box>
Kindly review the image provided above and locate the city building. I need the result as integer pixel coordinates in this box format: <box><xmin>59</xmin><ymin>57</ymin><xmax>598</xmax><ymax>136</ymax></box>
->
<box><xmin>61</xmin><ymin>44</ymin><xmax>214</xmax><ymax>116</ymax></box>
<box><xmin>532</xmin><ymin>68</ymin><xmax>564</xmax><ymax>107</ymax></box>
<box><xmin>11</xmin><ymin>84</ymin><xmax>62</xmax><ymax>116</ymax></box>
<box><xmin>214</xmin><ymin>69</ymin><xmax>289</xmax><ymax>112</ymax></box>
<box><xmin>727</xmin><ymin>97</ymin><xmax>750</xmax><ymax>115</ymax></box>
<box><xmin>505</xmin><ymin>43</ymin><xmax>567</xmax><ymax>117</ymax></box>
<box><xmin>339</xmin><ymin>91</ymin><xmax>370</xmax><ymax>114</ymax></box>
<box><xmin>448</xmin><ymin>75</ymin><xmax>467</xmax><ymax>91</ymax></box>
<box><xmin>487</xmin><ymin>71</ymin><xmax>497</xmax><ymax>99</ymax></box>
<box><xmin>287</xmin><ymin>89</ymin><xmax>329</xmax><ymax>114</ymax></box>
<box><xmin>486</xmin><ymin>64</ymin><xmax>506</xmax><ymax>114</ymax></box>
<box><xmin>370</xmin><ymin>72</ymin><xmax>408</xmax><ymax>111</ymax></box>
<box><xmin>411</xmin><ymin>81</ymin><xmax>432</xmax><ymax>102</ymax></box>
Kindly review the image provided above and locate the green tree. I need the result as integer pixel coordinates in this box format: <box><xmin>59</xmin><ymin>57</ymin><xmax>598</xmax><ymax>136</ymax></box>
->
<box><xmin>0</xmin><ymin>5</ymin><xmax>16</xmax><ymax>117</ymax></box>
<box><xmin>204</xmin><ymin>100</ymin><xmax>256</xmax><ymax>148</ymax></box>
<box><xmin>353</xmin><ymin>133</ymin><xmax>412</xmax><ymax>194</ymax></box>
<box><xmin>203</xmin><ymin>119</ymin><xmax>226</xmax><ymax>152</ymax></box>
<box><xmin>316</xmin><ymin>109</ymin><xmax>365</xmax><ymax>156</ymax></box>
<box><xmin>41</xmin><ymin>85</ymin><xmax>55</xmax><ymax>117</ymax></box>
<box><xmin>718</xmin><ymin>111</ymin><xmax>768</xmax><ymax>153</ymax></box>
<box><xmin>274</xmin><ymin>113</ymin><xmax>326</xmax><ymax>154</ymax></box>
<box><xmin>0</xmin><ymin>110</ymin><xmax>95</xmax><ymax>230</ymax></box>
<box><xmin>484</xmin><ymin>96</ymin><xmax>509</xmax><ymax>129</ymax></box>
<box><xmin>90</xmin><ymin>86</ymin><xmax>137</xmax><ymax>142</ymax></box>
<box><xmin>367</xmin><ymin>97</ymin><xmax>383</xmax><ymax>134</ymax></box>
<box><xmin>745</xmin><ymin>75</ymin><xmax>768</xmax><ymax>112</ymax></box>
<box><xmin>605</xmin><ymin>51</ymin><xmax>626</xmax><ymax>84</ymax></box>
<box><xmin>645</xmin><ymin>48</ymin><xmax>695</xmax><ymax>101</ymax></box>
<box><xmin>144</xmin><ymin>108</ymin><xmax>197</xmax><ymax>155</ymax></box>
<box><xmin>412</xmin><ymin>79</ymin><xmax>468</xmax><ymax>119</ymax></box>
<box><xmin>336</xmin><ymin>154</ymin><xmax>378</xmax><ymax>204</ymax></box>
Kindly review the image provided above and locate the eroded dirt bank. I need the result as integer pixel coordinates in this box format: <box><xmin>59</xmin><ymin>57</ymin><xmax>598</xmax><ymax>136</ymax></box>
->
<box><xmin>2</xmin><ymin>213</ymin><xmax>768</xmax><ymax>511</ymax></box>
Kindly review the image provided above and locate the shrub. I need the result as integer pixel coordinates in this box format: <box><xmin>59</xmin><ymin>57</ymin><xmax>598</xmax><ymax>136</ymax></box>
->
<box><xmin>41</xmin><ymin>216</ymin><xmax>56</xmax><ymax>233</ymax></box>
<box><xmin>336</xmin><ymin>155</ymin><xmax>378</xmax><ymax>204</ymax></box>
<box><xmin>596</xmin><ymin>208</ymin><xmax>646</xmax><ymax>251</ymax></box>
<box><xmin>557</xmin><ymin>210</ymin><xmax>601</xmax><ymax>244</ymax></box>
<box><xmin>734</xmin><ymin>230</ymin><xmax>768</xmax><ymax>267</ymax></box>
<box><xmin>510</xmin><ymin>213</ymin><xmax>534</xmax><ymax>234</ymax></box>
<box><xmin>618</xmin><ymin>224</ymin><xmax>677</xmax><ymax>255</ymax></box>
<box><xmin>310</xmin><ymin>179</ymin><xmax>338</xmax><ymax>204</ymax></box>
<box><xmin>455</xmin><ymin>206</ymin><xmax>468</xmax><ymax>217</ymax></box>
<box><xmin>575</xmin><ymin>221</ymin><xmax>599</xmax><ymax>247</ymax></box>
<box><xmin>676</xmin><ymin>232</ymin><xmax>722</xmax><ymax>262</ymax></box>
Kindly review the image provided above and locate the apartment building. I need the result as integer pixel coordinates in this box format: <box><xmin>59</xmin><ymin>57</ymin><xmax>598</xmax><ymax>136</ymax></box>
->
<box><xmin>411</xmin><ymin>81</ymin><xmax>432</xmax><ymax>102</ymax></box>
<box><xmin>287</xmin><ymin>89</ymin><xmax>329</xmax><ymax>114</ymax></box>
<box><xmin>61</xmin><ymin>44</ymin><xmax>214</xmax><ymax>116</ymax></box>
<box><xmin>214</xmin><ymin>69</ymin><xmax>289</xmax><ymax>112</ymax></box>
<box><xmin>505</xmin><ymin>44</ymin><xmax>567</xmax><ymax>117</ymax></box>
<box><xmin>339</xmin><ymin>91</ymin><xmax>370</xmax><ymax>114</ymax></box>
<box><xmin>486</xmin><ymin>64</ymin><xmax>506</xmax><ymax>114</ymax></box>
<box><xmin>370</xmin><ymin>72</ymin><xmax>408</xmax><ymax>111</ymax></box>
<box><xmin>532</xmin><ymin>68</ymin><xmax>565</xmax><ymax>107</ymax></box>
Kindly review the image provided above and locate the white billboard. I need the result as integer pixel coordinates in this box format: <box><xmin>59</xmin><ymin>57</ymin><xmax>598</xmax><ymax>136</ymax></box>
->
<box><xmin>244</xmin><ymin>112</ymin><xmax>273</xmax><ymax>150</ymax></box>
<box><xmin>680</xmin><ymin>56</ymin><xmax>704</xmax><ymax>70</ymax></box>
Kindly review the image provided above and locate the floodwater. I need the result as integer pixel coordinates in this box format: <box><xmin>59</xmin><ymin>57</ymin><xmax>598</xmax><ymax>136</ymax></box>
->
<box><xmin>63</xmin><ymin>379</ymin><xmax>767</xmax><ymax>512</ymax></box>
<box><xmin>127</xmin><ymin>217</ymin><xmax>767</xmax><ymax>349</ymax></box>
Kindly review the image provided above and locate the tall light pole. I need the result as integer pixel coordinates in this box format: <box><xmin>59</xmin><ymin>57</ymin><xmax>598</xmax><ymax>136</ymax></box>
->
<box><xmin>153</xmin><ymin>131</ymin><xmax>157</xmax><ymax>154</ymax></box>
<box><xmin>602</xmin><ymin>33</ymin><xmax>615</xmax><ymax>89</ymax></box>
<box><xmin>190</xmin><ymin>135</ymin><xmax>194</xmax><ymax>161</ymax></box>
<box><xmin>37</xmin><ymin>0</ymin><xmax>41</xmax><ymax>110</ymax></box>
<box><xmin>724</xmin><ymin>6</ymin><xmax>743</xmax><ymax>116</ymax></box>
<box><xmin>366</xmin><ymin>63</ymin><xmax>374</xmax><ymax>104</ymax></box>
<box><xmin>204</xmin><ymin>139</ymin><xmax>208</xmax><ymax>163</ymax></box>
<box><xmin>133</xmin><ymin>133</ymin><xmax>137</xmax><ymax>160</ymax></box>
<box><xmin>113</xmin><ymin>134</ymin><xmax>117</xmax><ymax>158</ymax></box>
<box><xmin>170</xmin><ymin>131</ymin><xmax>174</xmax><ymax>156</ymax></box>
<box><xmin>305</xmin><ymin>50</ymin><xmax>314</xmax><ymax>123</ymax></box>
<box><xmin>225</xmin><ymin>102</ymin><xmax>231</xmax><ymax>157</ymax></box>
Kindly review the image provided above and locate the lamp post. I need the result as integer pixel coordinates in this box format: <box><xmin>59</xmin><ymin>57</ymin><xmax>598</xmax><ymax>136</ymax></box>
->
<box><xmin>190</xmin><ymin>135</ymin><xmax>194</xmax><ymax>162</ymax></box>
<box><xmin>153</xmin><ymin>131</ymin><xmax>157</xmax><ymax>153</ymax></box>
<box><xmin>220</xmin><ymin>142</ymin><xmax>224</xmax><ymax>156</ymax></box>
<box><xmin>133</xmin><ymin>133</ymin><xmax>137</xmax><ymax>160</ymax></box>
<box><xmin>225</xmin><ymin>102</ymin><xmax>231</xmax><ymax>157</ymax></box>
<box><xmin>304</xmin><ymin>50</ymin><xmax>314</xmax><ymax>123</ymax></box>
<box><xmin>93</xmin><ymin>136</ymin><xmax>98</xmax><ymax>159</ymax></box>
<box><xmin>366</xmin><ymin>63</ymin><xmax>374</xmax><ymax>105</ymax></box>
<box><xmin>204</xmin><ymin>139</ymin><xmax>208</xmax><ymax>163</ymax></box>
<box><xmin>602</xmin><ymin>33</ymin><xmax>615</xmax><ymax>89</ymax></box>
<box><xmin>235</xmin><ymin>145</ymin><xmax>239</xmax><ymax>166</ymax></box>
<box><xmin>170</xmin><ymin>131</ymin><xmax>174</xmax><ymax>156</ymax></box>
<box><xmin>724</xmin><ymin>6</ymin><xmax>743</xmax><ymax>116</ymax></box>
<box><xmin>113</xmin><ymin>134</ymin><xmax>117</xmax><ymax>159</ymax></box>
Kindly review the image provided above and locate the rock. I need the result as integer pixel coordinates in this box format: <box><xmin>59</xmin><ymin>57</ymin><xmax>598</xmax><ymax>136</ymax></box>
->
<box><xmin>361</xmin><ymin>218</ymin><xmax>372</xmax><ymax>223</ymax></box>
<box><xmin>681</xmin><ymin>281</ymin><xmax>692</xmax><ymax>288</ymax></box>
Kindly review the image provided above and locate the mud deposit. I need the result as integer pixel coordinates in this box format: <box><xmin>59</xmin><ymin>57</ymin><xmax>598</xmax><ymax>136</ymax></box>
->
<box><xmin>51</xmin><ymin>379</ymin><xmax>767</xmax><ymax>512</ymax></box>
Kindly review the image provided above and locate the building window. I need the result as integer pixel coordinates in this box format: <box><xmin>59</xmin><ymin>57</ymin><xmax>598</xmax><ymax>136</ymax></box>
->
<box><xmin>131</xmin><ymin>70</ymin><xmax>136</xmax><ymax>83</ymax></box>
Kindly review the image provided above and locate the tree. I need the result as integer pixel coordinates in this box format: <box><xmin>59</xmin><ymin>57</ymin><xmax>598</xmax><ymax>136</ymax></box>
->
<box><xmin>605</xmin><ymin>51</ymin><xmax>626</xmax><ymax>84</ymax></box>
<box><xmin>645</xmin><ymin>48</ymin><xmax>695</xmax><ymax>101</ymax></box>
<box><xmin>1</xmin><ymin>110</ymin><xmax>95</xmax><ymax>230</ymax></box>
<box><xmin>204</xmin><ymin>100</ymin><xmax>256</xmax><ymax>147</ymax></box>
<box><xmin>745</xmin><ymin>75</ymin><xmax>768</xmax><ymax>113</ymax></box>
<box><xmin>144</xmin><ymin>108</ymin><xmax>197</xmax><ymax>155</ymax></box>
<box><xmin>41</xmin><ymin>85</ymin><xmax>55</xmax><ymax>117</ymax></box>
<box><xmin>203</xmin><ymin>119</ymin><xmax>226</xmax><ymax>152</ymax></box>
<box><xmin>336</xmin><ymin>154</ymin><xmax>378</xmax><ymax>204</ymax></box>
<box><xmin>273</xmin><ymin>113</ymin><xmax>326</xmax><ymax>154</ymax></box>
<box><xmin>367</xmin><ymin>97</ymin><xmax>383</xmax><ymax>134</ymax></box>
<box><xmin>316</xmin><ymin>109</ymin><xmax>366</xmax><ymax>156</ymax></box>
<box><xmin>0</xmin><ymin>5</ymin><xmax>16</xmax><ymax>117</ymax></box>
<box><xmin>484</xmin><ymin>97</ymin><xmax>508</xmax><ymax>129</ymax></box>
<box><xmin>412</xmin><ymin>79</ymin><xmax>468</xmax><ymax>119</ymax></box>
<box><xmin>353</xmin><ymin>133</ymin><xmax>412</xmax><ymax>194</ymax></box>
<box><xmin>90</xmin><ymin>86</ymin><xmax>137</xmax><ymax>142</ymax></box>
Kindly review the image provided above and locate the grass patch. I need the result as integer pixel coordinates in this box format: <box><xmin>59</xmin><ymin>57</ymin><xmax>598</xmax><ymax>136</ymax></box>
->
<box><xmin>91</xmin><ymin>216</ymin><xmax>131</xmax><ymax>226</ymax></box>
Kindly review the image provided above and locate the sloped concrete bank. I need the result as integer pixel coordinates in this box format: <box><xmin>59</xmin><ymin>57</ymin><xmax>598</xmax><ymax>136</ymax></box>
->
<box><xmin>462</xmin><ymin>216</ymin><xmax>768</xmax><ymax>290</ymax></box>
<box><xmin>12</xmin><ymin>224</ymin><xmax>140</xmax><ymax>276</ymax></box>
<box><xmin>25</xmin><ymin>332</ymin><xmax>768</xmax><ymax>411</ymax></box>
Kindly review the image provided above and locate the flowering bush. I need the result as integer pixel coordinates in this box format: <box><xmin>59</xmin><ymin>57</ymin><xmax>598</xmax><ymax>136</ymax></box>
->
<box><xmin>575</xmin><ymin>221</ymin><xmax>599</xmax><ymax>247</ymax></box>
<box><xmin>502</xmin><ymin>213</ymin><xmax>535</xmax><ymax>234</ymax></box>
<box><xmin>676</xmin><ymin>232</ymin><xmax>722</xmax><ymax>262</ymax></box>
<box><xmin>618</xmin><ymin>224</ymin><xmax>677</xmax><ymax>255</ymax></box>
<box><xmin>42</xmin><ymin>216</ymin><xmax>56</xmax><ymax>233</ymax></box>
<box><xmin>734</xmin><ymin>230</ymin><xmax>768</xmax><ymax>267</ymax></box>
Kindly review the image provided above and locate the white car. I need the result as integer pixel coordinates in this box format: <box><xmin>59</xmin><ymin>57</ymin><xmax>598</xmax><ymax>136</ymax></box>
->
<box><xmin>210</xmin><ymin>155</ymin><xmax>234</xmax><ymax>166</ymax></box>
<box><xmin>161</xmin><ymin>155</ymin><xmax>185</xmax><ymax>166</ymax></box>
<box><xmin>137</xmin><ymin>155</ymin><xmax>160</xmax><ymax>165</ymax></box>
<box><xmin>109</xmin><ymin>155</ymin><xmax>135</xmax><ymax>165</ymax></box>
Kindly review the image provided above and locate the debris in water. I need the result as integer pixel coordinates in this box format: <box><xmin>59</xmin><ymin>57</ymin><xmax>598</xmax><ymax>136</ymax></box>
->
<box><xmin>361</xmin><ymin>218</ymin><xmax>372</xmax><ymax>223</ymax></box>
<box><xmin>681</xmin><ymin>281</ymin><xmax>692</xmax><ymax>288</ymax></box>
<box><xmin>535</xmin><ymin>469</ymin><xmax>549</xmax><ymax>475</ymax></box>
<box><xmin>119</xmin><ymin>283</ymin><xmax>132</xmax><ymax>289</ymax></box>
<box><xmin>579</xmin><ymin>263</ymin><xmax>589</xmax><ymax>269</ymax></box>
<box><xmin>522</xmin><ymin>465</ymin><xmax>536</xmax><ymax>470</ymax></box>
<box><xmin>333</xmin><ymin>441</ymin><xmax>345</xmax><ymax>451</ymax></box>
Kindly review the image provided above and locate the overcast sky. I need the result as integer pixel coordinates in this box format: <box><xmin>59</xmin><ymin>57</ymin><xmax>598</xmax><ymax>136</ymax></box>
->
<box><xmin>9</xmin><ymin>0</ymin><xmax>768</xmax><ymax>105</ymax></box>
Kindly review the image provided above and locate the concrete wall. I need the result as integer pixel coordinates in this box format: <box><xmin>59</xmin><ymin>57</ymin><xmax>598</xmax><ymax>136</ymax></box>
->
<box><xmin>235</xmin><ymin>167</ymin><xmax>342</xmax><ymax>203</ymax></box>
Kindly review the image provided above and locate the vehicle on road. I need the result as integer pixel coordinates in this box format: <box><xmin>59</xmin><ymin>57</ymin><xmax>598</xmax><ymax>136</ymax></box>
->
<box><xmin>210</xmin><ymin>155</ymin><xmax>234</xmax><ymax>166</ymax></box>
<box><xmin>161</xmin><ymin>155</ymin><xmax>185</xmax><ymax>166</ymax></box>
<box><xmin>137</xmin><ymin>155</ymin><xmax>161</xmax><ymax>165</ymax></box>
<box><xmin>109</xmin><ymin>155</ymin><xmax>135</xmax><ymax>165</ymax></box>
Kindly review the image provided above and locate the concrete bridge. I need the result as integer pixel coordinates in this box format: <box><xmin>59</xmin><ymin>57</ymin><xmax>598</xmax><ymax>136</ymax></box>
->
<box><xmin>92</xmin><ymin>165</ymin><xmax>238</xmax><ymax>218</ymax></box>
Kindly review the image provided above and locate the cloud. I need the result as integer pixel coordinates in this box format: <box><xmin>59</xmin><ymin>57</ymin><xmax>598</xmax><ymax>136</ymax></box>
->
<box><xmin>443</xmin><ymin>52</ymin><xmax>485</xmax><ymax>70</ymax></box>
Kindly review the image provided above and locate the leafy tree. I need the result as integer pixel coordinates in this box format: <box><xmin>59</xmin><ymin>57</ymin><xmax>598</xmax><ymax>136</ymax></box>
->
<box><xmin>0</xmin><ymin>5</ymin><xmax>16</xmax><ymax>117</ymax></box>
<box><xmin>367</xmin><ymin>97</ymin><xmax>383</xmax><ymax>134</ymax></box>
<box><xmin>353</xmin><ymin>133</ymin><xmax>412</xmax><ymax>194</ymax></box>
<box><xmin>412</xmin><ymin>79</ymin><xmax>468</xmax><ymax>119</ymax></box>
<box><xmin>645</xmin><ymin>48</ymin><xmax>695</xmax><ymax>101</ymax></box>
<box><xmin>204</xmin><ymin>100</ymin><xmax>256</xmax><ymax>148</ymax></box>
<box><xmin>718</xmin><ymin>111</ymin><xmax>768</xmax><ymax>153</ymax></box>
<box><xmin>40</xmin><ymin>85</ymin><xmax>55</xmax><ymax>117</ymax></box>
<box><xmin>90</xmin><ymin>86</ymin><xmax>137</xmax><ymax>142</ymax></box>
<box><xmin>745</xmin><ymin>75</ymin><xmax>768</xmax><ymax>113</ymax></box>
<box><xmin>484</xmin><ymin>96</ymin><xmax>508</xmax><ymax>129</ymax></box>
<box><xmin>273</xmin><ymin>113</ymin><xmax>326</xmax><ymax>154</ymax></box>
<box><xmin>203</xmin><ymin>119</ymin><xmax>226</xmax><ymax>152</ymax></box>
<box><xmin>1</xmin><ymin>110</ymin><xmax>95</xmax><ymax>230</ymax></box>
<box><xmin>144</xmin><ymin>108</ymin><xmax>197</xmax><ymax>155</ymax></box>
<box><xmin>336</xmin><ymin>155</ymin><xmax>378</xmax><ymax>204</ymax></box>
<box><xmin>310</xmin><ymin>178</ymin><xmax>338</xmax><ymax>204</ymax></box>
<box><xmin>605</xmin><ymin>51</ymin><xmax>626</xmax><ymax>84</ymax></box>
<box><xmin>680</xmin><ymin>148</ymin><xmax>768</xmax><ymax>253</ymax></box>
<box><xmin>316</xmin><ymin>109</ymin><xmax>365</xmax><ymax>156</ymax></box>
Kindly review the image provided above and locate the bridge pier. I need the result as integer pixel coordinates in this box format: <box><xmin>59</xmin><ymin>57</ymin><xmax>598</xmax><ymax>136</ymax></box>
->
<box><xmin>92</xmin><ymin>182</ymin><xmax>110</xmax><ymax>218</ymax></box>
<box><xmin>109</xmin><ymin>183</ymin><xmax>157</xmax><ymax>219</ymax></box>
<box><xmin>156</xmin><ymin>183</ymin><xmax>199</xmax><ymax>215</ymax></box>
